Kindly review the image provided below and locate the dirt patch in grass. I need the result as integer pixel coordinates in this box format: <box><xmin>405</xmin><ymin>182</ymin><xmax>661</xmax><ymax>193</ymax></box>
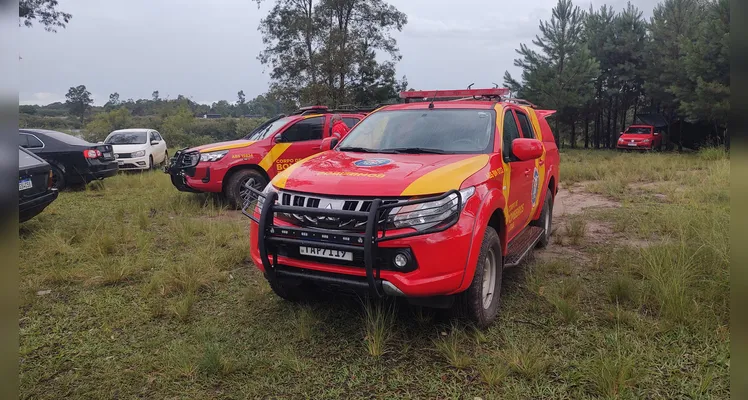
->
<box><xmin>554</xmin><ymin>182</ymin><xmax>620</xmax><ymax>219</ymax></box>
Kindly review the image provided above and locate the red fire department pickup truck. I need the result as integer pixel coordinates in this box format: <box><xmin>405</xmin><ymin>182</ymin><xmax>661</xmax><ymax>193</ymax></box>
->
<box><xmin>243</xmin><ymin>89</ymin><xmax>560</xmax><ymax>327</ymax></box>
<box><xmin>166</xmin><ymin>107</ymin><xmax>367</xmax><ymax>208</ymax></box>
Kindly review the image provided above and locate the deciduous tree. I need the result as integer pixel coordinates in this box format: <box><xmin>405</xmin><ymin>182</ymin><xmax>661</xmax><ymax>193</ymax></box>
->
<box><xmin>65</xmin><ymin>85</ymin><xmax>93</xmax><ymax>125</ymax></box>
<box><xmin>19</xmin><ymin>0</ymin><xmax>71</xmax><ymax>32</ymax></box>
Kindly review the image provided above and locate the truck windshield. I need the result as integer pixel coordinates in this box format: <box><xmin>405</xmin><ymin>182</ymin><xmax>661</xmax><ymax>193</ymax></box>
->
<box><xmin>245</xmin><ymin>117</ymin><xmax>293</xmax><ymax>141</ymax></box>
<box><xmin>625</xmin><ymin>127</ymin><xmax>651</xmax><ymax>134</ymax></box>
<box><xmin>338</xmin><ymin>109</ymin><xmax>495</xmax><ymax>154</ymax></box>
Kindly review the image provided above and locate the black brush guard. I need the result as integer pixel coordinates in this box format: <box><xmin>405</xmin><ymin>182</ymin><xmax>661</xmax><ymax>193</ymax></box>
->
<box><xmin>241</xmin><ymin>183</ymin><xmax>461</xmax><ymax>297</ymax></box>
<box><xmin>165</xmin><ymin>148</ymin><xmax>201</xmax><ymax>193</ymax></box>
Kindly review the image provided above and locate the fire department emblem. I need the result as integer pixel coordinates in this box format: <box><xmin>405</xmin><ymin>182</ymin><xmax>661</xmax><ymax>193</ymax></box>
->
<box><xmin>531</xmin><ymin>168</ymin><xmax>540</xmax><ymax>205</ymax></box>
<box><xmin>354</xmin><ymin>158</ymin><xmax>391</xmax><ymax>167</ymax></box>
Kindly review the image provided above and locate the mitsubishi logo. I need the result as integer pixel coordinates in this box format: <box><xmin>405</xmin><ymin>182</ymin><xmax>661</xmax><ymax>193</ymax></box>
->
<box><xmin>325</xmin><ymin>203</ymin><xmax>333</xmax><ymax>209</ymax></box>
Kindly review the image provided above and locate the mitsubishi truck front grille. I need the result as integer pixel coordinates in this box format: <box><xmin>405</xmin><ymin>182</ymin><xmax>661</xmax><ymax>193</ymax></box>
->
<box><xmin>278</xmin><ymin>191</ymin><xmax>397</xmax><ymax>231</ymax></box>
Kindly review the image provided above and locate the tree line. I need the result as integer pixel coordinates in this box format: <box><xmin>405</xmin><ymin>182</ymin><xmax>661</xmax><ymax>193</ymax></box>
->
<box><xmin>20</xmin><ymin>0</ymin><xmax>729</xmax><ymax>150</ymax></box>
<box><xmin>504</xmin><ymin>0</ymin><xmax>729</xmax><ymax>150</ymax></box>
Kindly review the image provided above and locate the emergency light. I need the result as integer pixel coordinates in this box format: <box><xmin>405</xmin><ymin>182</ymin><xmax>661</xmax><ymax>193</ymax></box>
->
<box><xmin>399</xmin><ymin>88</ymin><xmax>510</xmax><ymax>101</ymax></box>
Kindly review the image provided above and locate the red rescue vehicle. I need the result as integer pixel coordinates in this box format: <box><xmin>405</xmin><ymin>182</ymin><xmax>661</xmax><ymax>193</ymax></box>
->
<box><xmin>243</xmin><ymin>89</ymin><xmax>560</xmax><ymax>327</ymax></box>
<box><xmin>616</xmin><ymin>124</ymin><xmax>663</xmax><ymax>151</ymax></box>
<box><xmin>166</xmin><ymin>107</ymin><xmax>367</xmax><ymax>208</ymax></box>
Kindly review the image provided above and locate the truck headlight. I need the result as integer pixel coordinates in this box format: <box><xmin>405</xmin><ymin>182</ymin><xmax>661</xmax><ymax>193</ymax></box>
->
<box><xmin>200</xmin><ymin>150</ymin><xmax>229</xmax><ymax>162</ymax></box>
<box><xmin>388</xmin><ymin>187</ymin><xmax>475</xmax><ymax>231</ymax></box>
<box><xmin>131</xmin><ymin>150</ymin><xmax>146</xmax><ymax>157</ymax></box>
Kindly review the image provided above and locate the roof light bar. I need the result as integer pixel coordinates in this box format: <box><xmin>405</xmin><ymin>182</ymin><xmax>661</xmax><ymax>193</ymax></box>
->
<box><xmin>399</xmin><ymin>88</ymin><xmax>509</xmax><ymax>100</ymax></box>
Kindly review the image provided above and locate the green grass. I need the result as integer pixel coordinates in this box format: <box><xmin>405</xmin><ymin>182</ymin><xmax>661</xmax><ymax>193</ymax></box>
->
<box><xmin>18</xmin><ymin>151</ymin><xmax>730</xmax><ymax>398</ymax></box>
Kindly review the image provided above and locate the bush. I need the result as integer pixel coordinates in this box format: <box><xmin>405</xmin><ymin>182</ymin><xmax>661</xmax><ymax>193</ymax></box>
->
<box><xmin>236</xmin><ymin>118</ymin><xmax>267</xmax><ymax>138</ymax></box>
<box><xmin>20</xmin><ymin>114</ymin><xmax>81</xmax><ymax>130</ymax></box>
<box><xmin>83</xmin><ymin>107</ymin><xmax>133</xmax><ymax>142</ymax></box>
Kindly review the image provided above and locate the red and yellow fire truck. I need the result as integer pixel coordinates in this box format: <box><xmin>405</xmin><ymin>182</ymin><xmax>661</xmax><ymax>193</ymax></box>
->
<box><xmin>244</xmin><ymin>88</ymin><xmax>560</xmax><ymax>327</ymax></box>
<box><xmin>166</xmin><ymin>107</ymin><xmax>367</xmax><ymax>208</ymax></box>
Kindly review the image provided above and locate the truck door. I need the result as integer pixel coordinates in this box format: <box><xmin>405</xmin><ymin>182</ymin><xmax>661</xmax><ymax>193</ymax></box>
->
<box><xmin>271</xmin><ymin>115</ymin><xmax>326</xmax><ymax>175</ymax></box>
<box><xmin>501</xmin><ymin>108</ymin><xmax>534</xmax><ymax>239</ymax></box>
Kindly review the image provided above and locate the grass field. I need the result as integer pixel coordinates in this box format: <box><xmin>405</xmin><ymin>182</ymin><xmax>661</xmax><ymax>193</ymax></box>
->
<box><xmin>19</xmin><ymin>149</ymin><xmax>730</xmax><ymax>399</ymax></box>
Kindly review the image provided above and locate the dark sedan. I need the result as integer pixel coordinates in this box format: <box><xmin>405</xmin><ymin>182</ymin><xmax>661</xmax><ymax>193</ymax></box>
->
<box><xmin>19</xmin><ymin>147</ymin><xmax>59</xmax><ymax>222</ymax></box>
<box><xmin>19</xmin><ymin>129</ymin><xmax>119</xmax><ymax>189</ymax></box>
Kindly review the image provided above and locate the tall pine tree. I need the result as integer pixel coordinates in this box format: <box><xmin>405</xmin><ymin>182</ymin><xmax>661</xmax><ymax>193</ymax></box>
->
<box><xmin>504</xmin><ymin>0</ymin><xmax>598</xmax><ymax>147</ymax></box>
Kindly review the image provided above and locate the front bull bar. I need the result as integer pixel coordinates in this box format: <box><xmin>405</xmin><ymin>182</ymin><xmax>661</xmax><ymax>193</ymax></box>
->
<box><xmin>165</xmin><ymin>148</ymin><xmax>202</xmax><ymax>193</ymax></box>
<box><xmin>241</xmin><ymin>182</ymin><xmax>461</xmax><ymax>297</ymax></box>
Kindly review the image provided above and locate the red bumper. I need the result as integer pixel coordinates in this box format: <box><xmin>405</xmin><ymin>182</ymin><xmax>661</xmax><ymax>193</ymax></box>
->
<box><xmin>182</xmin><ymin>163</ymin><xmax>227</xmax><ymax>193</ymax></box>
<box><xmin>249</xmin><ymin>212</ymin><xmax>478</xmax><ymax>297</ymax></box>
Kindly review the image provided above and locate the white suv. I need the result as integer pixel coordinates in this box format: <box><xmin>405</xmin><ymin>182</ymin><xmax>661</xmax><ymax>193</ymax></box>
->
<box><xmin>104</xmin><ymin>129</ymin><xmax>168</xmax><ymax>170</ymax></box>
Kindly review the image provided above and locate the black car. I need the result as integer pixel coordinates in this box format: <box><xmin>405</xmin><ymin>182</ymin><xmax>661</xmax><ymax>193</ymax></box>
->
<box><xmin>19</xmin><ymin>147</ymin><xmax>59</xmax><ymax>222</ymax></box>
<box><xmin>19</xmin><ymin>129</ymin><xmax>119</xmax><ymax>189</ymax></box>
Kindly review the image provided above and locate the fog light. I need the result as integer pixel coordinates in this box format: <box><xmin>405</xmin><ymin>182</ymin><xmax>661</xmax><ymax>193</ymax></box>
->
<box><xmin>137</xmin><ymin>161</ymin><xmax>146</xmax><ymax>166</ymax></box>
<box><xmin>393</xmin><ymin>253</ymin><xmax>409</xmax><ymax>269</ymax></box>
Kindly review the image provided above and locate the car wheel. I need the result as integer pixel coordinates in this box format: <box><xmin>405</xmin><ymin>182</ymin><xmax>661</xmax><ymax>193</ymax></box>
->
<box><xmin>457</xmin><ymin>226</ymin><xmax>503</xmax><ymax>328</ymax></box>
<box><xmin>50</xmin><ymin>165</ymin><xmax>66</xmax><ymax>190</ymax></box>
<box><xmin>148</xmin><ymin>155</ymin><xmax>155</xmax><ymax>170</ymax></box>
<box><xmin>531</xmin><ymin>190</ymin><xmax>553</xmax><ymax>248</ymax></box>
<box><xmin>163</xmin><ymin>151</ymin><xmax>169</xmax><ymax>166</ymax></box>
<box><xmin>224</xmin><ymin>168</ymin><xmax>269</xmax><ymax>210</ymax></box>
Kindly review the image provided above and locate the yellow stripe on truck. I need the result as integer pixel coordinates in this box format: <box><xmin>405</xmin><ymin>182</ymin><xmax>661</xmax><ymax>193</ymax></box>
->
<box><xmin>258</xmin><ymin>143</ymin><xmax>292</xmax><ymax>171</ymax></box>
<box><xmin>201</xmin><ymin>141</ymin><xmax>256</xmax><ymax>152</ymax></box>
<box><xmin>400</xmin><ymin>155</ymin><xmax>489</xmax><ymax>196</ymax></box>
<box><xmin>271</xmin><ymin>152</ymin><xmax>326</xmax><ymax>189</ymax></box>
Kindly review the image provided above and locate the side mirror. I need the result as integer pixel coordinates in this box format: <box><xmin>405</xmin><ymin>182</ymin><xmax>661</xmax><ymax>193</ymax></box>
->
<box><xmin>150</xmin><ymin>140</ymin><xmax>159</xmax><ymax>146</ymax></box>
<box><xmin>320</xmin><ymin>137</ymin><xmax>339</xmax><ymax>151</ymax></box>
<box><xmin>512</xmin><ymin>138</ymin><xmax>544</xmax><ymax>161</ymax></box>
<box><xmin>653</xmin><ymin>132</ymin><xmax>659</xmax><ymax>136</ymax></box>
<box><xmin>274</xmin><ymin>135</ymin><xmax>286</xmax><ymax>143</ymax></box>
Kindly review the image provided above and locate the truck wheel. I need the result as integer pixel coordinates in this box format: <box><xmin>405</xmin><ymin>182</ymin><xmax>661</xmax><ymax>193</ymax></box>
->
<box><xmin>531</xmin><ymin>190</ymin><xmax>553</xmax><ymax>248</ymax></box>
<box><xmin>225</xmin><ymin>169</ymin><xmax>268</xmax><ymax>210</ymax></box>
<box><xmin>457</xmin><ymin>226</ymin><xmax>503</xmax><ymax>328</ymax></box>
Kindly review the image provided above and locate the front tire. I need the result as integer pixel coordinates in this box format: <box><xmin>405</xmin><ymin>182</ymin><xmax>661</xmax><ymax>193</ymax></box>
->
<box><xmin>224</xmin><ymin>169</ymin><xmax>269</xmax><ymax>210</ymax></box>
<box><xmin>531</xmin><ymin>190</ymin><xmax>553</xmax><ymax>248</ymax></box>
<box><xmin>148</xmin><ymin>155</ymin><xmax>155</xmax><ymax>170</ymax></box>
<box><xmin>457</xmin><ymin>226</ymin><xmax>503</xmax><ymax>328</ymax></box>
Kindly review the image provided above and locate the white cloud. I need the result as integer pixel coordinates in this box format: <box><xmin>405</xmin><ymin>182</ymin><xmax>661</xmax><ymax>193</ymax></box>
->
<box><xmin>20</xmin><ymin>92</ymin><xmax>64</xmax><ymax>105</ymax></box>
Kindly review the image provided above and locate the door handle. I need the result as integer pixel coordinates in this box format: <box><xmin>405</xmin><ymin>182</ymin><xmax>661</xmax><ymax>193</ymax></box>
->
<box><xmin>524</xmin><ymin>168</ymin><xmax>531</xmax><ymax>177</ymax></box>
<box><xmin>539</xmin><ymin>159</ymin><xmax>544</xmax><ymax>166</ymax></box>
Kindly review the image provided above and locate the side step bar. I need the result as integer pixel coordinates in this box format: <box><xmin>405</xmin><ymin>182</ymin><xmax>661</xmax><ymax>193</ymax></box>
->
<box><xmin>504</xmin><ymin>226</ymin><xmax>544</xmax><ymax>268</ymax></box>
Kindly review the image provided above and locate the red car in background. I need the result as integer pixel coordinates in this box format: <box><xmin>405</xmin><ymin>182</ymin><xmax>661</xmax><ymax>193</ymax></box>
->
<box><xmin>616</xmin><ymin>124</ymin><xmax>663</xmax><ymax>151</ymax></box>
<box><xmin>167</xmin><ymin>107</ymin><xmax>367</xmax><ymax>208</ymax></box>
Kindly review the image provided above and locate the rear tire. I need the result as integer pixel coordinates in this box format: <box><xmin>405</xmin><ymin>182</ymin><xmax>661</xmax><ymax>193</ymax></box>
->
<box><xmin>50</xmin><ymin>165</ymin><xmax>66</xmax><ymax>190</ymax></box>
<box><xmin>457</xmin><ymin>226</ymin><xmax>503</xmax><ymax>328</ymax></box>
<box><xmin>224</xmin><ymin>168</ymin><xmax>268</xmax><ymax>210</ymax></box>
<box><xmin>531</xmin><ymin>190</ymin><xmax>553</xmax><ymax>248</ymax></box>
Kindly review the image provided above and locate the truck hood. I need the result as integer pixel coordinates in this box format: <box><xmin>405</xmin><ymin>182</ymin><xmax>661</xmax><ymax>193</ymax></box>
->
<box><xmin>190</xmin><ymin>139</ymin><xmax>257</xmax><ymax>153</ymax></box>
<box><xmin>272</xmin><ymin>151</ymin><xmax>490</xmax><ymax>197</ymax></box>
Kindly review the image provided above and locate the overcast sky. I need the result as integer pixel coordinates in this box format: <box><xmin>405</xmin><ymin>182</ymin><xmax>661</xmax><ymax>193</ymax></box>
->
<box><xmin>19</xmin><ymin>0</ymin><xmax>659</xmax><ymax>106</ymax></box>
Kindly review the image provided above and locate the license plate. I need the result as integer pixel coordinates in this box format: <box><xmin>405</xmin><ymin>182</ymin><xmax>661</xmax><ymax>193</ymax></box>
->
<box><xmin>103</xmin><ymin>152</ymin><xmax>112</xmax><ymax>158</ymax></box>
<box><xmin>299</xmin><ymin>246</ymin><xmax>353</xmax><ymax>261</ymax></box>
<box><xmin>19</xmin><ymin>178</ymin><xmax>33</xmax><ymax>191</ymax></box>
<box><xmin>627</xmin><ymin>142</ymin><xmax>637</xmax><ymax>146</ymax></box>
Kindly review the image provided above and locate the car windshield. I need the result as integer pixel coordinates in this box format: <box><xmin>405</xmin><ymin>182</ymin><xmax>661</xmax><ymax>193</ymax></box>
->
<box><xmin>625</xmin><ymin>127</ymin><xmax>651</xmax><ymax>134</ymax></box>
<box><xmin>337</xmin><ymin>109</ymin><xmax>495</xmax><ymax>154</ymax></box>
<box><xmin>245</xmin><ymin>117</ymin><xmax>293</xmax><ymax>140</ymax></box>
<box><xmin>106</xmin><ymin>132</ymin><xmax>148</xmax><ymax>144</ymax></box>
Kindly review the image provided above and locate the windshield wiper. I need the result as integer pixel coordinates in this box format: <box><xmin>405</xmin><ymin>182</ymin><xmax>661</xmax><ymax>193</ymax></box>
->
<box><xmin>338</xmin><ymin>146</ymin><xmax>380</xmax><ymax>153</ymax></box>
<box><xmin>382</xmin><ymin>147</ymin><xmax>448</xmax><ymax>154</ymax></box>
